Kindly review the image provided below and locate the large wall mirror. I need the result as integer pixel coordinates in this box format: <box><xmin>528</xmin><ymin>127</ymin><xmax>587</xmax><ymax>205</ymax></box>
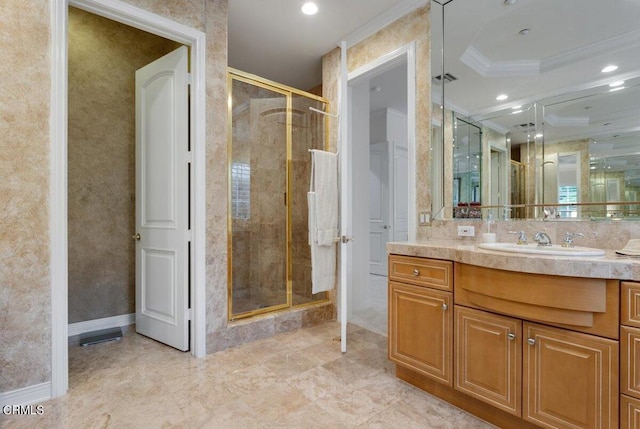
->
<box><xmin>431</xmin><ymin>0</ymin><xmax>640</xmax><ymax>220</ymax></box>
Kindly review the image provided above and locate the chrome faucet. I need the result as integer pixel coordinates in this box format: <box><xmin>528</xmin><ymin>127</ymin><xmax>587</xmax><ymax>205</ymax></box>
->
<box><xmin>508</xmin><ymin>230</ymin><xmax>528</xmax><ymax>245</ymax></box>
<box><xmin>533</xmin><ymin>232</ymin><xmax>552</xmax><ymax>247</ymax></box>
<box><xmin>562</xmin><ymin>232</ymin><xmax>584</xmax><ymax>248</ymax></box>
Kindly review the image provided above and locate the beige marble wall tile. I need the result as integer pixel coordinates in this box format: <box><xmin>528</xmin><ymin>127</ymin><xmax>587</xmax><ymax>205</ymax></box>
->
<box><xmin>67</xmin><ymin>8</ymin><xmax>182</xmax><ymax>324</ymax></box>
<box><xmin>322</xmin><ymin>6</ymin><xmax>431</xmax><ymax>240</ymax></box>
<box><xmin>0</xmin><ymin>0</ymin><xmax>52</xmax><ymax>392</ymax></box>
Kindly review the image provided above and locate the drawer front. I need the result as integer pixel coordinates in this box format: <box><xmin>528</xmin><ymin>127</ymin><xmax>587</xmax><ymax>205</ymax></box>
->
<box><xmin>388</xmin><ymin>255</ymin><xmax>452</xmax><ymax>291</ymax></box>
<box><xmin>621</xmin><ymin>395</ymin><xmax>640</xmax><ymax>429</ymax></box>
<box><xmin>622</xmin><ymin>282</ymin><xmax>640</xmax><ymax>328</ymax></box>
<box><xmin>622</xmin><ymin>326</ymin><xmax>640</xmax><ymax>399</ymax></box>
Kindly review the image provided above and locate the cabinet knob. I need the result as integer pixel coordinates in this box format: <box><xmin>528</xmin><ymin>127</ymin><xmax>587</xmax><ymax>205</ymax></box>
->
<box><xmin>507</xmin><ymin>333</ymin><xmax>516</xmax><ymax>341</ymax></box>
<box><xmin>413</xmin><ymin>268</ymin><xmax>420</xmax><ymax>276</ymax></box>
<box><xmin>527</xmin><ymin>338</ymin><xmax>536</xmax><ymax>346</ymax></box>
<box><xmin>442</xmin><ymin>303</ymin><xmax>448</xmax><ymax>311</ymax></box>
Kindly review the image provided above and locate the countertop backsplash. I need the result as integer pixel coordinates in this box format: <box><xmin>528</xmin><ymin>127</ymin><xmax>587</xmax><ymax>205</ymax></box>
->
<box><xmin>422</xmin><ymin>219</ymin><xmax>640</xmax><ymax>251</ymax></box>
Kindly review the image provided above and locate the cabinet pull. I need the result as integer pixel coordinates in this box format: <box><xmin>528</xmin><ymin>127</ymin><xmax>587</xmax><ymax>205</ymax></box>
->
<box><xmin>507</xmin><ymin>333</ymin><xmax>516</xmax><ymax>341</ymax></box>
<box><xmin>413</xmin><ymin>268</ymin><xmax>420</xmax><ymax>276</ymax></box>
<box><xmin>441</xmin><ymin>303</ymin><xmax>448</xmax><ymax>311</ymax></box>
<box><xmin>527</xmin><ymin>338</ymin><xmax>536</xmax><ymax>346</ymax></box>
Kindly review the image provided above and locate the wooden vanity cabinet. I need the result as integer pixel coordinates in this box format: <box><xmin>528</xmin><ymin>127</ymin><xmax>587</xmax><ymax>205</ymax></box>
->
<box><xmin>389</xmin><ymin>255</ymin><xmax>624</xmax><ymax>429</ymax></box>
<box><xmin>621</xmin><ymin>281</ymin><xmax>640</xmax><ymax>428</ymax></box>
<box><xmin>388</xmin><ymin>255</ymin><xmax>453</xmax><ymax>386</ymax></box>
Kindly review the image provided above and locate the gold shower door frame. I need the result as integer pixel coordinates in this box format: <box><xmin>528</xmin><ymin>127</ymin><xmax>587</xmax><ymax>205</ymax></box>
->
<box><xmin>227</xmin><ymin>68</ymin><xmax>330</xmax><ymax>321</ymax></box>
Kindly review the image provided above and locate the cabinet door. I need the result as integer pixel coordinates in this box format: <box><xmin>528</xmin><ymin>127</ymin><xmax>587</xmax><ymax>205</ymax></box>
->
<box><xmin>622</xmin><ymin>326</ymin><xmax>640</xmax><ymax>399</ymax></box>
<box><xmin>523</xmin><ymin>322</ymin><xmax>618</xmax><ymax>429</ymax></box>
<box><xmin>388</xmin><ymin>281</ymin><xmax>453</xmax><ymax>386</ymax></box>
<box><xmin>455</xmin><ymin>306</ymin><xmax>522</xmax><ymax>416</ymax></box>
<box><xmin>621</xmin><ymin>394</ymin><xmax>640</xmax><ymax>429</ymax></box>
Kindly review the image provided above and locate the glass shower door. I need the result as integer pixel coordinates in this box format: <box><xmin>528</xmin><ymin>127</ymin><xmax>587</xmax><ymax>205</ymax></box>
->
<box><xmin>229</xmin><ymin>77</ymin><xmax>288</xmax><ymax>316</ymax></box>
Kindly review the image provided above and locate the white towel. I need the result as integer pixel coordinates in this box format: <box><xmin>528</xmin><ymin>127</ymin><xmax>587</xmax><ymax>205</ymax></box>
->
<box><xmin>311</xmin><ymin>150</ymin><xmax>339</xmax><ymax>246</ymax></box>
<box><xmin>308</xmin><ymin>149</ymin><xmax>339</xmax><ymax>293</ymax></box>
<box><xmin>308</xmin><ymin>192</ymin><xmax>336</xmax><ymax>293</ymax></box>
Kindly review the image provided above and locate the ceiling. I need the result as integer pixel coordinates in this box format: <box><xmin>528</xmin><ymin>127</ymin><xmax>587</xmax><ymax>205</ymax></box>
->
<box><xmin>228</xmin><ymin>0</ymin><xmax>414</xmax><ymax>91</ymax></box>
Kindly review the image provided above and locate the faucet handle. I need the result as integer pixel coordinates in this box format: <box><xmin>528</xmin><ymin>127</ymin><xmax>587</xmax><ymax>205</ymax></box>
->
<box><xmin>562</xmin><ymin>232</ymin><xmax>584</xmax><ymax>248</ymax></box>
<box><xmin>508</xmin><ymin>230</ymin><xmax>528</xmax><ymax>245</ymax></box>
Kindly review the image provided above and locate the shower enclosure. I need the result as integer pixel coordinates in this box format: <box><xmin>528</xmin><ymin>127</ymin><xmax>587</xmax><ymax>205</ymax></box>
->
<box><xmin>228</xmin><ymin>69</ymin><xmax>330</xmax><ymax>320</ymax></box>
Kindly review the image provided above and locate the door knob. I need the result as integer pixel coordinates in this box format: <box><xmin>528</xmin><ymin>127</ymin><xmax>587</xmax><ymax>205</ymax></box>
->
<box><xmin>132</xmin><ymin>233</ymin><xmax>141</xmax><ymax>241</ymax></box>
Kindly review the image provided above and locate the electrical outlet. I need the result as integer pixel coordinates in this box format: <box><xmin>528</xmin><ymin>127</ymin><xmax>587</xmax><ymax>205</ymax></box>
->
<box><xmin>457</xmin><ymin>226</ymin><xmax>475</xmax><ymax>237</ymax></box>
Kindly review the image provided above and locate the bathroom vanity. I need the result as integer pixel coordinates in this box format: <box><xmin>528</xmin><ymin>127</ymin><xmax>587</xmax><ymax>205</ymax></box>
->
<box><xmin>387</xmin><ymin>241</ymin><xmax>640</xmax><ymax>429</ymax></box>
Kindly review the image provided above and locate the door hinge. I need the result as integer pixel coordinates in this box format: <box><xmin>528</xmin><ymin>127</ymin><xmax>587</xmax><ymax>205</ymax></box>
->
<box><xmin>186</xmin><ymin>73</ymin><xmax>192</xmax><ymax>85</ymax></box>
<box><xmin>185</xmin><ymin>308</ymin><xmax>192</xmax><ymax>322</ymax></box>
<box><xmin>186</xmin><ymin>230</ymin><xmax>193</xmax><ymax>241</ymax></box>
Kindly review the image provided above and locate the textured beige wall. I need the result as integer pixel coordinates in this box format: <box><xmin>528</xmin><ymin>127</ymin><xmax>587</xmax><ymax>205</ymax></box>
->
<box><xmin>323</xmin><ymin>5</ymin><xmax>431</xmax><ymax>240</ymax></box>
<box><xmin>0</xmin><ymin>0</ymin><xmax>52</xmax><ymax>393</ymax></box>
<box><xmin>67</xmin><ymin>8</ymin><xmax>182</xmax><ymax>324</ymax></box>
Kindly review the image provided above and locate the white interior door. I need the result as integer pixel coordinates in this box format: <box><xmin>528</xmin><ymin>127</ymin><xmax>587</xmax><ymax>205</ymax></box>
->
<box><xmin>135</xmin><ymin>46</ymin><xmax>189</xmax><ymax>351</ymax></box>
<box><xmin>391</xmin><ymin>144</ymin><xmax>409</xmax><ymax>242</ymax></box>
<box><xmin>369</xmin><ymin>142</ymin><xmax>390</xmax><ymax>276</ymax></box>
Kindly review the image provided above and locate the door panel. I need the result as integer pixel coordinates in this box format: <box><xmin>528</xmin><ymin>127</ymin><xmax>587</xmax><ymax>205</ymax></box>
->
<box><xmin>135</xmin><ymin>46</ymin><xmax>189</xmax><ymax>351</ymax></box>
<box><xmin>523</xmin><ymin>322</ymin><xmax>618</xmax><ymax>429</ymax></box>
<box><xmin>369</xmin><ymin>142</ymin><xmax>389</xmax><ymax>275</ymax></box>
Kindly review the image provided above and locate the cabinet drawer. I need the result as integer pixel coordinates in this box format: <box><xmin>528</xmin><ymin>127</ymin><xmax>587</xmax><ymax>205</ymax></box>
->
<box><xmin>622</xmin><ymin>282</ymin><xmax>640</xmax><ymax>328</ymax></box>
<box><xmin>388</xmin><ymin>255</ymin><xmax>452</xmax><ymax>291</ymax></box>
<box><xmin>622</xmin><ymin>326</ymin><xmax>640</xmax><ymax>399</ymax></box>
<box><xmin>621</xmin><ymin>395</ymin><xmax>640</xmax><ymax>429</ymax></box>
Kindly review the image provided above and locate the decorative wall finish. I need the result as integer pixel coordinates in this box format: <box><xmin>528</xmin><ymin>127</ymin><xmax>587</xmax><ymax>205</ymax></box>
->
<box><xmin>67</xmin><ymin>7</ymin><xmax>182</xmax><ymax>324</ymax></box>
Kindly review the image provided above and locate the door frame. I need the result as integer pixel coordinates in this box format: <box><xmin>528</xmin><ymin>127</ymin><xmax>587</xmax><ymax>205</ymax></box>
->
<box><xmin>347</xmin><ymin>42</ymin><xmax>417</xmax><ymax>242</ymax></box>
<box><xmin>50</xmin><ymin>0</ymin><xmax>207</xmax><ymax>398</ymax></box>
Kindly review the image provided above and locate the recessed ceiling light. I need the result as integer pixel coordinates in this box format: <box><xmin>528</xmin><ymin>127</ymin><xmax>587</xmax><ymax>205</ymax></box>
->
<box><xmin>511</xmin><ymin>110</ymin><xmax>522</xmax><ymax>114</ymax></box>
<box><xmin>609</xmin><ymin>86</ymin><xmax>625</xmax><ymax>92</ymax></box>
<box><xmin>601</xmin><ymin>65</ymin><xmax>618</xmax><ymax>73</ymax></box>
<box><xmin>511</xmin><ymin>105</ymin><xmax>522</xmax><ymax>110</ymax></box>
<box><xmin>609</xmin><ymin>80</ymin><xmax>625</xmax><ymax>87</ymax></box>
<box><xmin>370</xmin><ymin>86</ymin><xmax>382</xmax><ymax>93</ymax></box>
<box><xmin>518</xmin><ymin>28</ymin><xmax>530</xmax><ymax>36</ymax></box>
<box><xmin>535</xmin><ymin>133</ymin><xmax>543</xmax><ymax>138</ymax></box>
<box><xmin>496</xmin><ymin>94</ymin><xmax>508</xmax><ymax>101</ymax></box>
<box><xmin>301</xmin><ymin>2</ymin><xmax>318</xmax><ymax>15</ymax></box>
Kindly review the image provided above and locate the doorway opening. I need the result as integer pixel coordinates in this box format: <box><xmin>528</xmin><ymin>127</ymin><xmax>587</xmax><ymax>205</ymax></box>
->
<box><xmin>51</xmin><ymin>0</ymin><xmax>206</xmax><ymax>398</ymax></box>
<box><xmin>346</xmin><ymin>44</ymin><xmax>416</xmax><ymax>337</ymax></box>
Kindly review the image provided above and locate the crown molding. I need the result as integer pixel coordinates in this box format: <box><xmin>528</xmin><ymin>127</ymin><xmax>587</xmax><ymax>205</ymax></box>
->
<box><xmin>341</xmin><ymin>0</ymin><xmax>428</xmax><ymax>48</ymax></box>
<box><xmin>460</xmin><ymin>45</ymin><xmax>540</xmax><ymax>77</ymax></box>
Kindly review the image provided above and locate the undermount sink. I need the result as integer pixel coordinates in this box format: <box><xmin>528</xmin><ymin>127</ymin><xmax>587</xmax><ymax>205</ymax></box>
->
<box><xmin>477</xmin><ymin>242</ymin><xmax>606</xmax><ymax>257</ymax></box>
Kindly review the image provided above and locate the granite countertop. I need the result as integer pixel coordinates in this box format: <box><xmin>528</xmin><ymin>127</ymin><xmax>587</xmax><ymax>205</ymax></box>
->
<box><xmin>387</xmin><ymin>239</ymin><xmax>640</xmax><ymax>281</ymax></box>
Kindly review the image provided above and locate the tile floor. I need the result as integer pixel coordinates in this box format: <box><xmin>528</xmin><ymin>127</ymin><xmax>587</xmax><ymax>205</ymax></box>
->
<box><xmin>1</xmin><ymin>322</ymin><xmax>494</xmax><ymax>429</ymax></box>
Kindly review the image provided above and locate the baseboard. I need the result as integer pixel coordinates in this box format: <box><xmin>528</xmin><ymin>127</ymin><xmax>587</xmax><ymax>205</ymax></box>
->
<box><xmin>0</xmin><ymin>382</ymin><xmax>51</xmax><ymax>407</ymax></box>
<box><xmin>68</xmin><ymin>313</ymin><xmax>135</xmax><ymax>337</ymax></box>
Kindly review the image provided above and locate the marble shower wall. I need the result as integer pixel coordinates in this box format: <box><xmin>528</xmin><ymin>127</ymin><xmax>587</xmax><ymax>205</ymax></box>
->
<box><xmin>67</xmin><ymin>7</ymin><xmax>182</xmax><ymax>324</ymax></box>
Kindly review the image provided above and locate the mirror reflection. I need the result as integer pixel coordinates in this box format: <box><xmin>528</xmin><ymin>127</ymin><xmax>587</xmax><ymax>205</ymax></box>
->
<box><xmin>431</xmin><ymin>0</ymin><xmax>640</xmax><ymax>220</ymax></box>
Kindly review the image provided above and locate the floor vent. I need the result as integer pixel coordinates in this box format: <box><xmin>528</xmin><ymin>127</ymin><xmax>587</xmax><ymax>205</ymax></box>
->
<box><xmin>79</xmin><ymin>327</ymin><xmax>123</xmax><ymax>346</ymax></box>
